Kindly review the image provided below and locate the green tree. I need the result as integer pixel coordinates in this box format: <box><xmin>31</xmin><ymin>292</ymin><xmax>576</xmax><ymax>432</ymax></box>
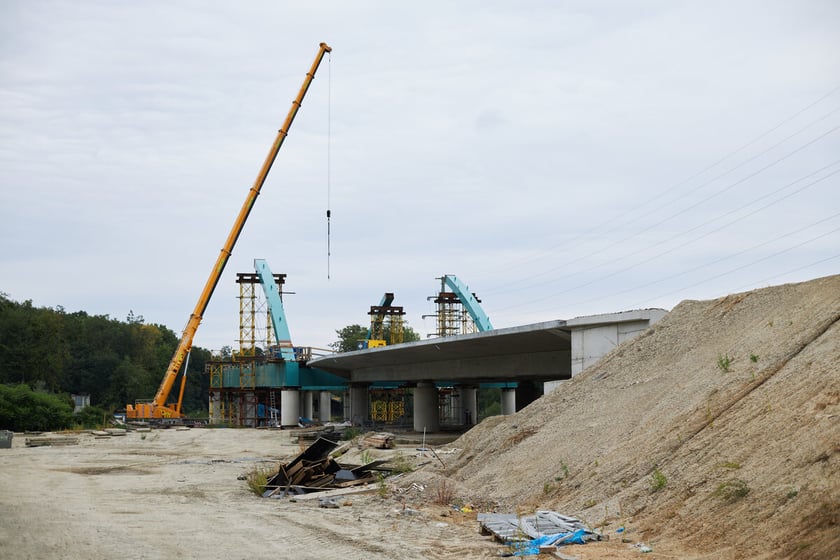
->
<box><xmin>330</xmin><ymin>324</ymin><xmax>422</xmax><ymax>353</ymax></box>
<box><xmin>0</xmin><ymin>384</ymin><xmax>74</xmax><ymax>431</ymax></box>
<box><xmin>401</xmin><ymin>326</ymin><xmax>421</xmax><ymax>343</ymax></box>
<box><xmin>75</xmin><ymin>405</ymin><xmax>109</xmax><ymax>429</ymax></box>
<box><xmin>0</xmin><ymin>293</ymin><xmax>230</xmax><ymax>417</ymax></box>
<box><xmin>330</xmin><ymin>324</ymin><xmax>369</xmax><ymax>352</ymax></box>
<box><xmin>479</xmin><ymin>387</ymin><xmax>502</xmax><ymax>419</ymax></box>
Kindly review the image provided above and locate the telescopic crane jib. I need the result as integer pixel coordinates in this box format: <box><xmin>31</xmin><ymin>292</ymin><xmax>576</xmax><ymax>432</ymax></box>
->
<box><xmin>126</xmin><ymin>43</ymin><xmax>332</xmax><ymax>420</ymax></box>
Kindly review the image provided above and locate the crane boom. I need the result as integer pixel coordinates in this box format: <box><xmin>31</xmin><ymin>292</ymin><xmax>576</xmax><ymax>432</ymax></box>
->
<box><xmin>127</xmin><ymin>42</ymin><xmax>332</xmax><ymax>420</ymax></box>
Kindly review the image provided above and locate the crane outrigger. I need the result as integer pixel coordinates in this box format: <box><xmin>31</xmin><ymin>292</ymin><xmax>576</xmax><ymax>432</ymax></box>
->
<box><xmin>126</xmin><ymin>43</ymin><xmax>332</xmax><ymax>420</ymax></box>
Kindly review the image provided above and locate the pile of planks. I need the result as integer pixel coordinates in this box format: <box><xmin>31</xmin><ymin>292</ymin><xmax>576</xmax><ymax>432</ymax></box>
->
<box><xmin>363</xmin><ymin>432</ymin><xmax>395</xmax><ymax>449</ymax></box>
<box><xmin>25</xmin><ymin>435</ymin><xmax>80</xmax><ymax>447</ymax></box>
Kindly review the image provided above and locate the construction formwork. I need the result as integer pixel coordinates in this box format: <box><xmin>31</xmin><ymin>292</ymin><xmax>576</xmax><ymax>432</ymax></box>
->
<box><xmin>368</xmin><ymin>302</ymin><xmax>406</xmax><ymax>345</ymax></box>
<box><xmin>428</xmin><ymin>291</ymin><xmax>480</xmax><ymax>337</ymax></box>
<box><xmin>236</xmin><ymin>271</ymin><xmax>286</xmax><ymax>357</ymax></box>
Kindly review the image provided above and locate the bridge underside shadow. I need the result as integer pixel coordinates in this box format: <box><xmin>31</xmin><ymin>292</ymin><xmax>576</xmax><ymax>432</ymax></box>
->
<box><xmin>308</xmin><ymin>310</ymin><xmax>667</xmax><ymax>431</ymax></box>
<box><xmin>310</xmin><ymin>320</ymin><xmax>572</xmax><ymax>385</ymax></box>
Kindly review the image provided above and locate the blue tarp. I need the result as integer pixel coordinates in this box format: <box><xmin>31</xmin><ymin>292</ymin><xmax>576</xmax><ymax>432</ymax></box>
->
<box><xmin>507</xmin><ymin>529</ymin><xmax>590</xmax><ymax>556</ymax></box>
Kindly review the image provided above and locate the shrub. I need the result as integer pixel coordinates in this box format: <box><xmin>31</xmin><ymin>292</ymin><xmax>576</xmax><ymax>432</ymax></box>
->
<box><xmin>245</xmin><ymin>465</ymin><xmax>274</xmax><ymax>496</ymax></box>
<box><xmin>715</xmin><ymin>479</ymin><xmax>750</xmax><ymax>503</ymax></box>
<box><xmin>650</xmin><ymin>467</ymin><xmax>667</xmax><ymax>491</ymax></box>
<box><xmin>75</xmin><ymin>405</ymin><xmax>109</xmax><ymax>429</ymax></box>
<box><xmin>342</xmin><ymin>427</ymin><xmax>360</xmax><ymax>440</ymax></box>
<box><xmin>389</xmin><ymin>452</ymin><xmax>414</xmax><ymax>474</ymax></box>
<box><xmin>434</xmin><ymin>479</ymin><xmax>455</xmax><ymax>505</ymax></box>
<box><xmin>0</xmin><ymin>384</ymin><xmax>74</xmax><ymax>431</ymax></box>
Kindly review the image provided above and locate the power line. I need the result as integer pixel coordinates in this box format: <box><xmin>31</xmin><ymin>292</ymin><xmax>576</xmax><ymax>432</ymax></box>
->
<box><xmin>629</xmin><ymin>225</ymin><xmax>840</xmax><ymax>306</ymax></box>
<box><xmin>491</xmin><ymin>164</ymin><xmax>839</xmax><ymax>316</ymax></box>
<box><xmin>480</xmin><ymin>86</ymin><xmax>840</xmax><ymax>293</ymax></box>
<box><xmin>589</xmin><ymin>210</ymin><xmax>840</xmax><ymax>308</ymax></box>
<box><xmin>490</xmin><ymin>127</ymin><xmax>840</xmax><ymax>300</ymax></box>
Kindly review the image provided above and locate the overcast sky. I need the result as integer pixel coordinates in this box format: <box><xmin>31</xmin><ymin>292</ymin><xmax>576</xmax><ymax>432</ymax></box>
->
<box><xmin>1</xmin><ymin>1</ymin><xmax>838</xmax><ymax>353</ymax></box>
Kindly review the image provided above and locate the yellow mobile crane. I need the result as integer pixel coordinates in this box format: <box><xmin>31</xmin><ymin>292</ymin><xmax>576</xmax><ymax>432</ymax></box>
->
<box><xmin>126</xmin><ymin>43</ymin><xmax>332</xmax><ymax>420</ymax></box>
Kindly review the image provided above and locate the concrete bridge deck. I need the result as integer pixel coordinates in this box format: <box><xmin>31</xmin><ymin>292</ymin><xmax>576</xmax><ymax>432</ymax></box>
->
<box><xmin>308</xmin><ymin>309</ymin><xmax>667</xmax><ymax>387</ymax></box>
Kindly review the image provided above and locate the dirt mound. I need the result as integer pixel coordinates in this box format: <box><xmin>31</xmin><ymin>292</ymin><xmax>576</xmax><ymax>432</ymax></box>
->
<box><xmin>443</xmin><ymin>274</ymin><xmax>840</xmax><ymax>559</ymax></box>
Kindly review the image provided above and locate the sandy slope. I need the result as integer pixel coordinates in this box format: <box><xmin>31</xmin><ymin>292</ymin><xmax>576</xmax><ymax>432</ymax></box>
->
<box><xmin>433</xmin><ymin>274</ymin><xmax>840</xmax><ymax>559</ymax></box>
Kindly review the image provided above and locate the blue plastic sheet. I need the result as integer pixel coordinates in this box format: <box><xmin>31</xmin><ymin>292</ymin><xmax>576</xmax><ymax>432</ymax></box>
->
<box><xmin>508</xmin><ymin>529</ymin><xmax>589</xmax><ymax>556</ymax></box>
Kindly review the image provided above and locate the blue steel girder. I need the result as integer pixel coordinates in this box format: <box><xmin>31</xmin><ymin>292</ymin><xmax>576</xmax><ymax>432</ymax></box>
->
<box><xmin>443</xmin><ymin>275</ymin><xmax>493</xmax><ymax>332</ymax></box>
<box><xmin>253</xmin><ymin>259</ymin><xmax>296</xmax><ymax>361</ymax></box>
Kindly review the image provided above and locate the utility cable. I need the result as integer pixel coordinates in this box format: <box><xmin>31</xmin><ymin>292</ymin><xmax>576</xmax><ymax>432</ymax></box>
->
<box><xmin>630</xmin><ymin>225</ymin><xmax>840</xmax><ymax>306</ymax></box>
<box><xmin>507</xmin><ymin>158</ymin><xmax>840</xmax><ymax>297</ymax></box>
<box><xmin>486</xmin><ymin>107</ymin><xmax>840</xmax><ymax>296</ymax></box>
<box><xmin>493</xmin><ymin>222</ymin><xmax>840</xmax><ymax>323</ymax></box>
<box><xmin>584</xmin><ymin>210</ymin><xmax>840</xmax><ymax>309</ymax></box>
<box><xmin>493</xmin><ymin>165</ymin><xmax>840</xmax><ymax>314</ymax></box>
<box><xmin>732</xmin><ymin>252</ymin><xmax>840</xmax><ymax>294</ymax></box>
<box><xmin>490</xmin><ymin>123</ymin><xmax>840</xmax><ymax>299</ymax></box>
<box><xmin>481</xmin><ymin>86</ymin><xmax>840</xmax><ymax>295</ymax></box>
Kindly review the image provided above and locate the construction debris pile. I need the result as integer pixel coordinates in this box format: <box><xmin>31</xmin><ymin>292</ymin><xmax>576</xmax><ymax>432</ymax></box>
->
<box><xmin>262</xmin><ymin>437</ymin><xmax>393</xmax><ymax>498</ymax></box>
<box><xmin>478</xmin><ymin>510</ymin><xmax>601</xmax><ymax>556</ymax></box>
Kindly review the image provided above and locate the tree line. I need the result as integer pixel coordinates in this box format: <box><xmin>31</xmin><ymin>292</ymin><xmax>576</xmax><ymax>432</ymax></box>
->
<box><xmin>0</xmin><ymin>293</ymin><xmax>501</xmax><ymax>430</ymax></box>
<box><xmin>0</xmin><ymin>293</ymin><xmax>212</xmax><ymax>429</ymax></box>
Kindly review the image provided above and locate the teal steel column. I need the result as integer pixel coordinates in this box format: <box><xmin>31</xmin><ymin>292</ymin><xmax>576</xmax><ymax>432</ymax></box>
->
<box><xmin>443</xmin><ymin>275</ymin><xmax>493</xmax><ymax>331</ymax></box>
<box><xmin>254</xmin><ymin>259</ymin><xmax>296</xmax><ymax>361</ymax></box>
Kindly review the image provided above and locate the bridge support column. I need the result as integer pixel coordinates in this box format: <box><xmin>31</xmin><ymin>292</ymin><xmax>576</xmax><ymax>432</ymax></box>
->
<box><xmin>413</xmin><ymin>382</ymin><xmax>439</xmax><ymax>433</ymax></box>
<box><xmin>501</xmin><ymin>388</ymin><xmax>516</xmax><ymax>415</ymax></box>
<box><xmin>319</xmin><ymin>391</ymin><xmax>332</xmax><ymax>422</ymax></box>
<box><xmin>461</xmin><ymin>386</ymin><xmax>478</xmax><ymax>426</ymax></box>
<box><xmin>208</xmin><ymin>390</ymin><xmax>221</xmax><ymax>424</ymax></box>
<box><xmin>280</xmin><ymin>388</ymin><xmax>300</xmax><ymax>427</ymax></box>
<box><xmin>301</xmin><ymin>391</ymin><xmax>314</xmax><ymax>421</ymax></box>
<box><xmin>349</xmin><ymin>384</ymin><xmax>369</xmax><ymax>426</ymax></box>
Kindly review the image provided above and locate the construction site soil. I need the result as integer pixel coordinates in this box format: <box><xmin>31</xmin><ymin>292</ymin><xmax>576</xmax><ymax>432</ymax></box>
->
<box><xmin>1</xmin><ymin>274</ymin><xmax>837</xmax><ymax>559</ymax></box>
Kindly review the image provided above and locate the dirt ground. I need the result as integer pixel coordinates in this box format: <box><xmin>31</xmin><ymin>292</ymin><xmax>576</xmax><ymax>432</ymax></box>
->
<box><xmin>2</xmin><ymin>275</ymin><xmax>837</xmax><ymax>559</ymax></box>
<box><xmin>0</xmin><ymin>427</ymin><xmax>640</xmax><ymax>560</ymax></box>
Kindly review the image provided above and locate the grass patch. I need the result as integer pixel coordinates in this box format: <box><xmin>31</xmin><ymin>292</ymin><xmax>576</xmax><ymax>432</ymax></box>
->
<box><xmin>714</xmin><ymin>479</ymin><xmax>750</xmax><ymax>503</ymax></box>
<box><xmin>717</xmin><ymin>354</ymin><xmax>732</xmax><ymax>373</ymax></box>
<box><xmin>377</xmin><ymin>472</ymin><xmax>388</xmax><ymax>498</ymax></box>
<box><xmin>649</xmin><ymin>467</ymin><xmax>667</xmax><ymax>491</ymax></box>
<box><xmin>244</xmin><ymin>465</ymin><xmax>274</xmax><ymax>496</ymax></box>
<box><xmin>343</xmin><ymin>427</ymin><xmax>360</xmax><ymax>440</ymax></box>
<box><xmin>388</xmin><ymin>452</ymin><xmax>414</xmax><ymax>474</ymax></box>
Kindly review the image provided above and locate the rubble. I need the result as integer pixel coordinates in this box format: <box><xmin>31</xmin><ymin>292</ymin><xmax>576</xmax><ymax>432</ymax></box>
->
<box><xmin>478</xmin><ymin>510</ymin><xmax>601</xmax><ymax>556</ymax></box>
<box><xmin>262</xmin><ymin>437</ymin><xmax>393</xmax><ymax>498</ymax></box>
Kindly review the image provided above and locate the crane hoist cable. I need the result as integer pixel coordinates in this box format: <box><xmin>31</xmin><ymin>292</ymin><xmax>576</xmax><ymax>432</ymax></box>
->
<box><xmin>326</xmin><ymin>49</ymin><xmax>332</xmax><ymax>279</ymax></box>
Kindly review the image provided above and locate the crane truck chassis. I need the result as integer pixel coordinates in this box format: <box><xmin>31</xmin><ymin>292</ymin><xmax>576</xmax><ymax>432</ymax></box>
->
<box><xmin>126</xmin><ymin>43</ymin><xmax>332</xmax><ymax>421</ymax></box>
